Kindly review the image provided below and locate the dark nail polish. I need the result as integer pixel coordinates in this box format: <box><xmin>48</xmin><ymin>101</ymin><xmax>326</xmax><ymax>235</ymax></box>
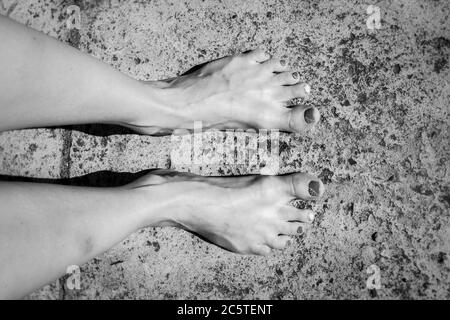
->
<box><xmin>304</xmin><ymin>108</ymin><xmax>316</xmax><ymax>124</ymax></box>
<box><xmin>286</xmin><ymin>240</ymin><xmax>292</xmax><ymax>246</ymax></box>
<box><xmin>280</xmin><ymin>59</ymin><xmax>286</xmax><ymax>66</ymax></box>
<box><xmin>308</xmin><ymin>180</ymin><xmax>321</xmax><ymax>197</ymax></box>
<box><xmin>297</xmin><ymin>226</ymin><xmax>303</xmax><ymax>234</ymax></box>
<box><xmin>292</xmin><ymin>72</ymin><xmax>299</xmax><ymax>79</ymax></box>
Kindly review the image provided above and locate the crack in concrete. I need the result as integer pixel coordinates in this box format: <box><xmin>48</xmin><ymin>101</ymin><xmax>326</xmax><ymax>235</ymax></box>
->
<box><xmin>60</xmin><ymin>129</ymin><xmax>73</xmax><ymax>179</ymax></box>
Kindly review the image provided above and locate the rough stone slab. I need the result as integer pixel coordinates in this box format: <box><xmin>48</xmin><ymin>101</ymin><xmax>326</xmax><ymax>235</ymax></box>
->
<box><xmin>69</xmin><ymin>131</ymin><xmax>172</xmax><ymax>177</ymax></box>
<box><xmin>0</xmin><ymin>129</ymin><xmax>306</xmax><ymax>178</ymax></box>
<box><xmin>2</xmin><ymin>0</ymin><xmax>449</xmax><ymax>300</ymax></box>
<box><xmin>0</xmin><ymin>129</ymin><xmax>67</xmax><ymax>179</ymax></box>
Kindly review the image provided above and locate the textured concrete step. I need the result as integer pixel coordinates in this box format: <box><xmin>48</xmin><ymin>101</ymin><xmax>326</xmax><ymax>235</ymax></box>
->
<box><xmin>0</xmin><ymin>129</ymin><xmax>66</xmax><ymax>179</ymax></box>
<box><xmin>0</xmin><ymin>128</ymin><xmax>304</xmax><ymax>179</ymax></box>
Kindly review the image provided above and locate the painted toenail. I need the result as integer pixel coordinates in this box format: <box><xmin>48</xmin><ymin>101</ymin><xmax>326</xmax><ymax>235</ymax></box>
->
<box><xmin>292</xmin><ymin>72</ymin><xmax>299</xmax><ymax>79</ymax></box>
<box><xmin>304</xmin><ymin>84</ymin><xmax>311</xmax><ymax>94</ymax></box>
<box><xmin>304</xmin><ymin>108</ymin><xmax>316</xmax><ymax>124</ymax></box>
<box><xmin>297</xmin><ymin>226</ymin><xmax>303</xmax><ymax>234</ymax></box>
<box><xmin>308</xmin><ymin>180</ymin><xmax>321</xmax><ymax>197</ymax></box>
<box><xmin>286</xmin><ymin>240</ymin><xmax>292</xmax><ymax>246</ymax></box>
<box><xmin>280</xmin><ymin>59</ymin><xmax>286</xmax><ymax>66</ymax></box>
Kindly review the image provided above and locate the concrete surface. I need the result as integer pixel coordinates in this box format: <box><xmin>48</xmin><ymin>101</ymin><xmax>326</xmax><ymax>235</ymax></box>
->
<box><xmin>0</xmin><ymin>128</ymin><xmax>289</xmax><ymax>177</ymax></box>
<box><xmin>0</xmin><ymin>0</ymin><xmax>449</xmax><ymax>299</ymax></box>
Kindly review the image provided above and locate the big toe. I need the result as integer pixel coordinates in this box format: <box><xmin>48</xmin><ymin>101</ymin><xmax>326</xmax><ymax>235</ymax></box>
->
<box><xmin>276</xmin><ymin>105</ymin><xmax>321</xmax><ymax>132</ymax></box>
<box><xmin>242</xmin><ymin>48</ymin><xmax>271</xmax><ymax>63</ymax></box>
<box><xmin>281</xmin><ymin>173</ymin><xmax>325</xmax><ymax>200</ymax></box>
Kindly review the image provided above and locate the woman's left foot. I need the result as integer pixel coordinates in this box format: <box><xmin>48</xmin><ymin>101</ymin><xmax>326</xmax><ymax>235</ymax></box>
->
<box><xmin>129</xmin><ymin>49</ymin><xmax>320</xmax><ymax>134</ymax></box>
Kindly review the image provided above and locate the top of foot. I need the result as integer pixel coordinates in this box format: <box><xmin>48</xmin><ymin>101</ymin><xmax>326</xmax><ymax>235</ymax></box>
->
<box><xmin>132</xmin><ymin>49</ymin><xmax>320</xmax><ymax>134</ymax></box>
<box><xmin>129</xmin><ymin>170</ymin><xmax>325</xmax><ymax>256</ymax></box>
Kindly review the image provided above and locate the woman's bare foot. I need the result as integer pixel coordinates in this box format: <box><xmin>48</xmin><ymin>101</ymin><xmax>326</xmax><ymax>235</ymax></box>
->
<box><xmin>129</xmin><ymin>49</ymin><xmax>320</xmax><ymax>134</ymax></box>
<box><xmin>128</xmin><ymin>170</ymin><xmax>324</xmax><ymax>255</ymax></box>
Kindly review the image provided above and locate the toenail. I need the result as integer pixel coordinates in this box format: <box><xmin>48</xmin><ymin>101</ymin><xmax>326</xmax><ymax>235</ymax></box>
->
<box><xmin>292</xmin><ymin>72</ymin><xmax>299</xmax><ymax>79</ymax></box>
<box><xmin>286</xmin><ymin>240</ymin><xmax>292</xmax><ymax>246</ymax></box>
<box><xmin>297</xmin><ymin>226</ymin><xmax>303</xmax><ymax>234</ymax></box>
<box><xmin>304</xmin><ymin>108</ymin><xmax>316</xmax><ymax>124</ymax></box>
<box><xmin>304</xmin><ymin>84</ymin><xmax>311</xmax><ymax>94</ymax></box>
<box><xmin>309</xmin><ymin>212</ymin><xmax>315</xmax><ymax>221</ymax></box>
<box><xmin>308</xmin><ymin>180</ymin><xmax>321</xmax><ymax>197</ymax></box>
<box><xmin>280</xmin><ymin>59</ymin><xmax>286</xmax><ymax>66</ymax></box>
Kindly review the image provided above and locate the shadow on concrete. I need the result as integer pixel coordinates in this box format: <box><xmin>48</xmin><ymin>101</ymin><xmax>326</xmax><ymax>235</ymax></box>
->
<box><xmin>50</xmin><ymin>124</ymin><xmax>136</xmax><ymax>136</ymax></box>
<box><xmin>0</xmin><ymin>170</ymin><xmax>153</xmax><ymax>187</ymax></box>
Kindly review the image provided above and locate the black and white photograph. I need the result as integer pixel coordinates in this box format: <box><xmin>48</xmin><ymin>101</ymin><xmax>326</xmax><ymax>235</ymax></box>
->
<box><xmin>0</xmin><ymin>0</ymin><xmax>448</xmax><ymax>305</ymax></box>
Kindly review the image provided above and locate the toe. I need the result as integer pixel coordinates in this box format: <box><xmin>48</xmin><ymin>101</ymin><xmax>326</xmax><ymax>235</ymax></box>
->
<box><xmin>262</xmin><ymin>58</ymin><xmax>290</xmax><ymax>73</ymax></box>
<box><xmin>243</xmin><ymin>48</ymin><xmax>271</xmax><ymax>63</ymax></box>
<box><xmin>280</xmin><ymin>173</ymin><xmax>325</xmax><ymax>200</ymax></box>
<box><xmin>279</xmin><ymin>206</ymin><xmax>315</xmax><ymax>223</ymax></box>
<box><xmin>287</xmin><ymin>105</ymin><xmax>321</xmax><ymax>131</ymax></box>
<box><xmin>279</xmin><ymin>221</ymin><xmax>305</xmax><ymax>236</ymax></box>
<box><xmin>272</xmin><ymin>71</ymin><xmax>300</xmax><ymax>86</ymax></box>
<box><xmin>274</xmin><ymin>82</ymin><xmax>311</xmax><ymax>101</ymax></box>
<box><xmin>275</xmin><ymin>105</ymin><xmax>320</xmax><ymax>132</ymax></box>
<box><xmin>259</xmin><ymin>105</ymin><xmax>319</xmax><ymax>133</ymax></box>
<box><xmin>268</xmin><ymin>235</ymin><xmax>292</xmax><ymax>250</ymax></box>
<box><xmin>302</xmin><ymin>106</ymin><xmax>321</xmax><ymax>124</ymax></box>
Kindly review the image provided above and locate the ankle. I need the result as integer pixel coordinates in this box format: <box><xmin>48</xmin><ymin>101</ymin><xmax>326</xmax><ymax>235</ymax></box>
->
<box><xmin>128</xmin><ymin>184</ymin><xmax>181</xmax><ymax>229</ymax></box>
<box><xmin>124</xmin><ymin>81</ymin><xmax>185</xmax><ymax>129</ymax></box>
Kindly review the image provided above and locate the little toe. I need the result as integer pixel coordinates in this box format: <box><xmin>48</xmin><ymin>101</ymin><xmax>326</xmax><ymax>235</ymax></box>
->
<box><xmin>243</xmin><ymin>48</ymin><xmax>271</xmax><ymax>63</ymax></box>
<box><xmin>272</xmin><ymin>71</ymin><xmax>300</xmax><ymax>86</ymax></box>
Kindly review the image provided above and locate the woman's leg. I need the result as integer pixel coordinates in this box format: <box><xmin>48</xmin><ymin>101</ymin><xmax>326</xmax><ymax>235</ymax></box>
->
<box><xmin>0</xmin><ymin>14</ymin><xmax>170</xmax><ymax>131</ymax></box>
<box><xmin>0</xmin><ymin>181</ymin><xmax>167</xmax><ymax>298</ymax></box>
<box><xmin>0</xmin><ymin>171</ymin><xmax>324</xmax><ymax>299</ymax></box>
<box><xmin>0</xmin><ymin>15</ymin><xmax>320</xmax><ymax>133</ymax></box>
<box><xmin>0</xmin><ymin>15</ymin><xmax>324</xmax><ymax>298</ymax></box>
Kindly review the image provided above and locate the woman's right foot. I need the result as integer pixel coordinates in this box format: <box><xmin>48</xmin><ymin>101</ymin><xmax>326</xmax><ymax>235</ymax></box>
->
<box><xmin>130</xmin><ymin>49</ymin><xmax>320</xmax><ymax>134</ymax></box>
<box><xmin>129</xmin><ymin>170</ymin><xmax>324</xmax><ymax>255</ymax></box>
